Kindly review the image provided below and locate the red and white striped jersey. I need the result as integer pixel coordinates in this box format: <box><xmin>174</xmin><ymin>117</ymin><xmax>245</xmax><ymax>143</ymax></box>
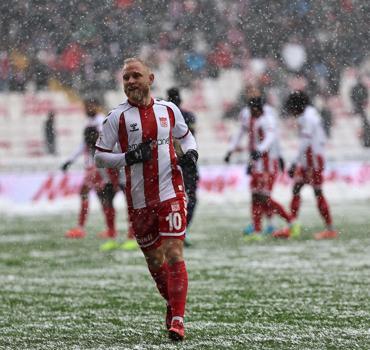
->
<box><xmin>229</xmin><ymin>104</ymin><xmax>280</xmax><ymax>173</ymax></box>
<box><xmin>295</xmin><ymin>105</ymin><xmax>326</xmax><ymax>168</ymax></box>
<box><xmin>96</xmin><ymin>98</ymin><xmax>190</xmax><ymax>209</ymax></box>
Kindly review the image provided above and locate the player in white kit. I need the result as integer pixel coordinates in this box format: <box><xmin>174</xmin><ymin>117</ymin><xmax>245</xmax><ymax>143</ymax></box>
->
<box><xmin>61</xmin><ymin>98</ymin><xmax>120</xmax><ymax>239</ymax></box>
<box><xmin>278</xmin><ymin>91</ymin><xmax>338</xmax><ymax>240</ymax></box>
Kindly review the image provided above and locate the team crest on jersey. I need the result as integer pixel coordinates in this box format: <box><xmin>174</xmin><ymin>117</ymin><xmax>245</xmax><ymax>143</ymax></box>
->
<box><xmin>129</xmin><ymin>123</ymin><xmax>139</xmax><ymax>132</ymax></box>
<box><xmin>159</xmin><ymin>117</ymin><xmax>168</xmax><ymax>128</ymax></box>
<box><xmin>171</xmin><ymin>201</ymin><xmax>180</xmax><ymax>212</ymax></box>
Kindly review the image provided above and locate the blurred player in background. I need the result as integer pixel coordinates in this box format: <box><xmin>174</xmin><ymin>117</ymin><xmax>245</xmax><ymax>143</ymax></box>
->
<box><xmin>167</xmin><ymin>87</ymin><xmax>199</xmax><ymax>247</ymax></box>
<box><xmin>224</xmin><ymin>86</ymin><xmax>298</xmax><ymax>240</ymax></box>
<box><xmin>61</xmin><ymin>98</ymin><xmax>120</xmax><ymax>239</ymax></box>
<box><xmin>95</xmin><ymin>58</ymin><xmax>198</xmax><ymax>340</ymax></box>
<box><xmin>279</xmin><ymin>91</ymin><xmax>338</xmax><ymax>240</ymax></box>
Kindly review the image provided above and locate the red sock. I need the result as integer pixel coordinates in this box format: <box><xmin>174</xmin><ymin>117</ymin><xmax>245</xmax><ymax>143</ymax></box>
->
<box><xmin>290</xmin><ymin>195</ymin><xmax>301</xmax><ymax>220</ymax></box>
<box><xmin>103</xmin><ymin>206</ymin><xmax>116</xmax><ymax>232</ymax></box>
<box><xmin>149</xmin><ymin>262</ymin><xmax>169</xmax><ymax>302</ymax></box>
<box><xmin>316</xmin><ymin>194</ymin><xmax>332</xmax><ymax>226</ymax></box>
<box><xmin>267</xmin><ymin>198</ymin><xmax>291</xmax><ymax>223</ymax></box>
<box><xmin>168</xmin><ymin>261</ymin><xmax>188</xmax><ymax>319</ymax></box>
<box><xmin>78</xmin><ymin>199</ymin><xmax>89</xmax><ymax>227</ymax></box>
<box><xmin>252</xmin><ymin>198</ymin><xmax>263</xmax><ymax>232</ymax></box>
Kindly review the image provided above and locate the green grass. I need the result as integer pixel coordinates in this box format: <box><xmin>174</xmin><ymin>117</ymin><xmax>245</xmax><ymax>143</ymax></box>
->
<box><xmin>1</xmin><ymin>198</ymin><xmax>370</xmax><ymax>349</ymax></box>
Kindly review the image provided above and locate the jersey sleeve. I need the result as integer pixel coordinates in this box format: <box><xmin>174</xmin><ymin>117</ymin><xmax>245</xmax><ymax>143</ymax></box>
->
<box><xmin>95</xmin><ymin>112</ymin><xmax>119</xmax><ymax>152</ymax></box>
<box><xmin>256</xmin><ymin>115</ymin><xmax>276</xmax><ymax>153</ymax></box>
<box><xmin>171</xmin><ymin>104</ymin><xmax>190</xmax><ymax>139</ymax></box>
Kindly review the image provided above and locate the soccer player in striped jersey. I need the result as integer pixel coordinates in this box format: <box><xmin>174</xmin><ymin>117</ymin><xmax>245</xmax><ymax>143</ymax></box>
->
<box><xmin>61</xmin><ymin>98</ymin><xmax>120</xmax><ymax>239</ymax></box>
<box><xmin>225</xmin><ymin>87</ymin><xmax>296</xmax><ymax>240</ymax></box>
<box><xmin>95</xmin><ymin>58</ymin><xmax>198</xmax><ymax>341</ymax></box>
<box><xmin>280</xmin><ymin>91</ymin><xmax>337</xmax><ymax>240</ymax></box>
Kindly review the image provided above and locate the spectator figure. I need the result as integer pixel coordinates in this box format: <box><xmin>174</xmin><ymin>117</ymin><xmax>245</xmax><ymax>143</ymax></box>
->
<box><xmin>351</xmin><ymin>78</ymin><xmax>370</xmax><ymax>147</ymax></box>
<box><xmin>167</xmin><ymin>87</ymin><xmax>199</xmax><ymax>247</ymax></box>
<box><xmin>44</xmin><ymin>111</ymin><xmax>56</xmax><ymax>155</ymax></box>
<box><xmin>95</xmin><ymin>57</ymin><xmax>198</xmax><ymax>341</ymax></box>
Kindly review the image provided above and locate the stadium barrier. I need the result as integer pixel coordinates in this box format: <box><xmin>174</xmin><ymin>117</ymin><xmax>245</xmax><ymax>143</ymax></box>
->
<box><xmin>2</xmin><ymin>162</ymin><xmax>370</xmax><ymax>214</ymax></box>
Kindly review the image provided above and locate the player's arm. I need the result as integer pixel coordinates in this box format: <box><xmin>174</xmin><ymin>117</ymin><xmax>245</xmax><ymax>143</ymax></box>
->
<box><xmin>95</xmin><ymin>114</ymin><xmax>152</xmax><ymax>168</ymax></box>
<box><xmin>224</xmin><ymin>109</ymin><xmax>248</xmax><ymax>163</ymax></box>
<box><xmin>172</xmin><ymin>104</ymin><xmax>198</xmax><ymax>166</ymax></box>
<box><xmin>60</xmin><ymin>142</ymin><xmax>85</xmax><ymax>171</ymax></box>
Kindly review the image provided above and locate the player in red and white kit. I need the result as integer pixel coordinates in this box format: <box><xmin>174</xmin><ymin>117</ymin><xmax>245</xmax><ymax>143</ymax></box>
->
<box><xmin>224</xmin><ymin>88</ymin><xmax>295</xmax><ymax>240</ymax></box>
<box><xmin>95</xmin><ymin>58</ymin><xmax>198</xmax><ymax>341</ymax></box>
<box><xmin>61</xmin><ymin>98</ymin><xmax>120</xmax><ymax>239</ymax></box>
<box><xmin>281</xmin><ymin>91</ymin><xmax>337</xmax><ymax>240</ymax></box>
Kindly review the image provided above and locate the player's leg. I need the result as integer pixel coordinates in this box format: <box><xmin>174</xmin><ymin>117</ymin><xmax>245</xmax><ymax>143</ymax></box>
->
<box><xmin>97</xmin><ymin>183</ymin><xmax>117</xmax><ymax>239</ymax></box>
<box><xmin>244</xmin><ymin>172</ymin><xmax>264</xmax><ymax>239</ymax></box>
<box><xmin>162</xmin><ymin>238</ymin><xmax>187</xmax><ymax>340</ymax></box>
<box><xmin>312</xmin><ymin>187</ymin><xmax>338</xmax><ymax>239</ymax></box>
<box><xmin>65</xmin><ymin>183</ymin><xmax>89</xmax><ymax>238</ymax></box>
<box><xmin>290</xmin><ymin>182</ymin><xmax>304</xmax><ymax>220</ymax></box>
<box><xmin>244</xmin><ymin>192</ymin><xmax>265</xmax><ymax>241</ymax></box>
<box><xmin>158</xmin><ymin>198</ymin><xmax>188</xmax><ymax>340</ymax></box>
<box><xmin>141</xmin><ymin>244</ymin><xmax>172</xmax><ymax>330</ymax></box>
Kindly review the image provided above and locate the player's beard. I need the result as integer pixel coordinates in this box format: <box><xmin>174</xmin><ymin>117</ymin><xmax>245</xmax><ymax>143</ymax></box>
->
<box><xmin>125</xmin><ymin>85</ymin><xmax>150</xmax><ymax>105</ymax></box>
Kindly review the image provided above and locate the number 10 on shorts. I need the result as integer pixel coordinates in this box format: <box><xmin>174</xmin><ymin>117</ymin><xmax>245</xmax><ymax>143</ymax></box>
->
<box><xmin>166</xmin><ymin>212</ymin><xmax>182</xmax><ymax>231</ymax></box>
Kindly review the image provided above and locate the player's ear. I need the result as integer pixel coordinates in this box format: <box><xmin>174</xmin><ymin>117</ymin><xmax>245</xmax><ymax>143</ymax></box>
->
<box><xmin>149</xmin><ymin>73</ymin><xmax>154</xmax><ymax>86</ymax></box>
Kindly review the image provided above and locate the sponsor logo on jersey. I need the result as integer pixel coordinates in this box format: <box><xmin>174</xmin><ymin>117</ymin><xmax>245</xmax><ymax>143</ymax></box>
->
<box><xmin>127</xmin><ymin>137</ymin><xmax>170</xmax><ymax>151</ymax></box>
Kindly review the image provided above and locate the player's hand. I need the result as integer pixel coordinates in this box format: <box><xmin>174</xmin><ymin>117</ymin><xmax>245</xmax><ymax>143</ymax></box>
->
<box><xmin>278</xmin><ymin>157</ymin><xmax>285</xmax><ymax>172</ymax></box>
<box><xmin>125</xmin><ymin>141</ymin><xmax>152</xmax><ymax>166</ymax></box>
<box><xmin>61</xmin><ymin>161</ymin><xmax>72</xmax><ymax>172</ymax></box>
<box><xmin>288</xmin><ymin>163</ymin><xmax>296</xmax><ymax>178</ymax></box>
<box><xmin>250</xmin><ymin>150</ymin><xmax>262</xmax><ymax>161</ymax></box>
<box><xmin>224</xmin><ymin>152</ymin><xmax>232</xmax><ymax>163</ymax></box>
<box><xmin>179</xmin><ymin>149</ymin><xmax>198</xmax><ymax>167</ymax></box>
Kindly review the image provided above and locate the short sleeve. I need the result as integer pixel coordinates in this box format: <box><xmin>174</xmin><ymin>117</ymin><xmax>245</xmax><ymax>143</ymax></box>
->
<box><xmin>171</xmin><ymin>104</ymin><xmax>189</xmax><ymax>139</ymax></box>
<box><xmin>239</xmin><ymin>107</ymin><xmax>250</xmax><ymax>130</ymax></box>
<box><xmin>95</xmin><ymin>112</ymin><xmax>119</xmax><ymax>152</ymax></box>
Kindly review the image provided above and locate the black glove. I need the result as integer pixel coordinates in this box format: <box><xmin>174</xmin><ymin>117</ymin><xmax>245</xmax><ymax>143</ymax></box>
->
<box><xmin>125</xmin><ymin>141</ymin><xmax>152</xmax><ymax>166</ymax></box>
<box><xmin>250</xmin><ymin>150</ymin><xmax>262</xmax><ymax>161</ymax></box>
<box><xmin>278</xmin><ymin>157</ymin><xmax>285</xmax><ymax>172</ymax></box>
<box><xmin>288</xmin><ymin>163</ymin><xmax>296</xmax><ymax>178</ymax></box>
<box><xmin>61</xmin><ymin>161</ymin><xmax>72</xmax><ymax>172</ymax></box>
<box><xmin>179</xmin><ymin>149</ymin><xmax>198</xmax><ymax>167</ymax></box>
<box><xmin>224</xmin><ymin>151</ymin><xmax>232</xmax><ymax>163</ymax></box>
